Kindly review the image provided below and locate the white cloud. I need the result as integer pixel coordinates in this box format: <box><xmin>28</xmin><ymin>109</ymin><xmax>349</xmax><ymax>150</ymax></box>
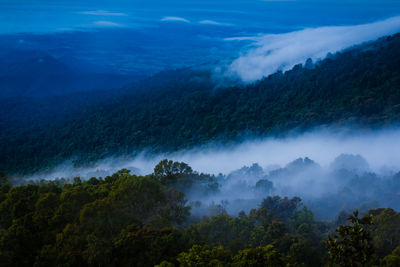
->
<box><xmin>226</xmin><ymin>16</ymin><xmax>400</xmax><ymax>82</ymax></box>
<box><xmin>199</xmin><ymin>20</ymin><xmax>232</xmax><ymax>26</ymax></box>
<box><xmin>79</xmin><ymin>10</ymin><xmax>127</xmax><ymax>16</ymax></box>
<box><xmin>224</xmin><ymin>36</ymin><xmax>259</xmax><ymax>41</ymax></box>
<box><xmin>93</xmin><ymin>21</ymin><xmax>124</xmax><ymax>27</ymax></box>
<box><xmin>161</xmin><ymin>16</ymin><xmax>190</xmax><ymax>23</ymax></box>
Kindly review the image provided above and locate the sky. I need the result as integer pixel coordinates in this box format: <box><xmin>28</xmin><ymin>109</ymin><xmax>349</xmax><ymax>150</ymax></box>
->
<box><xmin>2</xmin><ymin>0</ymin><xmax>400</xmax><ymax>34</ymax></box>
<box><xmin>1</xmin><ymin>0</ymin><xmax>400</xmax><ymax>78</ymax></box>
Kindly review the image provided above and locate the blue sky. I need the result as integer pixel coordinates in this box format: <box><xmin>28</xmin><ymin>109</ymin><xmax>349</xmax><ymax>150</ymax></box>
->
<box><xmin>1</xmin><ymin>0</ymin><xmax>400</xmax><ymax>34</ymax></box>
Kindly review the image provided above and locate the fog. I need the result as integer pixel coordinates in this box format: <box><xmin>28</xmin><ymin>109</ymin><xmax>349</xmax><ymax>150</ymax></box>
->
<box><xmin>21</xmin><ymin>127</ymin><xmax>400</xmax><ymax>220</ymax></box>
<box><xmin>226</xmin><ymin>16</ymin><xmax>400</xmax><ymax>82</ymax></box>
<box><xmin>23</xmin><ymin>128</ymin><xmax>400</xmax><ymax>179</ymax></box>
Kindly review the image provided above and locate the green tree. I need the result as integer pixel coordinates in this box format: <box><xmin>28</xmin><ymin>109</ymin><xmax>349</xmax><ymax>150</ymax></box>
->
<box><xmin>383</xmin><ymin>246</ymin><xmax>400</xmax><ymax>267</ymax></box>
<box><xmin>232</xmin><ymin>245</ymin><xmax>285</xmax><ymax>267</ymax></box>
<box><xmin>177</xmin><ymin>244</ymin><xmax>232</xmax><ymax>267</ymax></box>
<box><xmin>370</xmin><ymin>208</ymin><xmax>400</xmax><ymax>257</ymax></box>
<box><xmin>114</xmin><ymin>226</ymin><xmax>187</xmax><ymax>267</ymax></box>
<box><xmin>0</xmin><ymin>171</ymin><xmax>9</xmax><ymax>186</ymax></box>
<box><xmin>154</xmin><ymin>159</ymin><xmax>193</xmax><ymax>185</ymax></box>
<box><xmin>327</xmin><ymin>210</ymin><xmax>374</xmax><ymax>267</ymax></box>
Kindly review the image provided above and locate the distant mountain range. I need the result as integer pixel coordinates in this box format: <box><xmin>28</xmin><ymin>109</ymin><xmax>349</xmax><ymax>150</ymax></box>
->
<box><xmin>1</xmin><ymin>33</ymin><xmax>400</xmax><ymax>174</ymax></box>
<box><xmin>0</xmin><ymin>50</ymin><xmax>141</xmax><ymax>98</ymax></box>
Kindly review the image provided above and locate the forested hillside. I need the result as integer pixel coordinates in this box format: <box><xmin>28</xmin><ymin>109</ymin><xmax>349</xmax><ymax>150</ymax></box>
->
<box><xmin>1</xmin><ymin>161</ymin><xmax>399</xmax><ymax>266</ymax></box>
<box><xmin>1</xmin><ymin>34</ymin><xmax>400</xmax><ymax>174</ymax></box>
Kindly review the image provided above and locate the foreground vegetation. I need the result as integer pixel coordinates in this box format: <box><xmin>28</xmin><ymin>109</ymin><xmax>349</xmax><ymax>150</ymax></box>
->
<box><xmin>0</xmin><ymin>161</ymin><xmax>399</xmax><ymax>266</ymax></box>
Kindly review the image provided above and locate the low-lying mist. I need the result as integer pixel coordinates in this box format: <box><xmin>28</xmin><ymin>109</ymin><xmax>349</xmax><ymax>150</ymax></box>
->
<box><xmin>20</xmin><ymin>127</ymin><xmax>400</xmax><ymax>220</ymax></box>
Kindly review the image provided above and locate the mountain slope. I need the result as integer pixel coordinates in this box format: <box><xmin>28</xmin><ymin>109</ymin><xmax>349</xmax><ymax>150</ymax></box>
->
<box><xmin>0</xmin><ymin>50</ymin><xmax>141</xmax><ymax>98</ymax></box>
<box><xmin>1</xmin><ymin>34</ymin><xmax>400</xmax><ymax>174</ymax></box>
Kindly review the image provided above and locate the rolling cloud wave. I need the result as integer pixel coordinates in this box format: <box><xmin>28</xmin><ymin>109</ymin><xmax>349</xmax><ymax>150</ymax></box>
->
<box><xmin>226</xmin><ymin>16</ymin><xmax>400</xmax><ymax>82</ymax></box>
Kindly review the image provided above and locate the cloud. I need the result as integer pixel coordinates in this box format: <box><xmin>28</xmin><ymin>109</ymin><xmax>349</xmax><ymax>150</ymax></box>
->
<box><xmin>79</xmin><ymin>10</ymin><xmax>128</xmax><ymax>16</ymax></box>
<box><xmin>161</xmin><ymin>16</ymin><xmax>190</xmax><ymax>23</ymax></box>
<box><xmin>224</xmin><ymin>36</ymin><xmax>259</xmax><ymax>41</ymax></box>
<box><xmin>93</xmin><ymin>21</ymin><xmax>124</xmax><ymax>27</ymax></box>
<box><xmin>164</xmin><ymin>128</ymin><xmax>400</xmax><ymax>176</ymax></box>
<box><xmin>226</xmin><ymin>16</ymin><xmax>400</xmax><ymax>82</ymax></box>
<box><xmin>28</xmin><ymin>127</ymin><xmax>400</xmax><ymax>180</ymax></box>
<box><xmin>199</xmin><ymin>20</ymin><xmax>232</xmax><ymax>26</ymax></box>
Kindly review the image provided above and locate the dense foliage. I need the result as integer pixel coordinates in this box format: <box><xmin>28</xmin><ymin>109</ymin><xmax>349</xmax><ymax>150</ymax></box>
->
<box><xmin>1</xmin><ymin>33</ymin><xmax>400</xmax><ymax>174</ymax></box>
<box><xmin>0</xmin><ymin>161</ymin><xmax>399</xmax><ymax>266</ymax></box>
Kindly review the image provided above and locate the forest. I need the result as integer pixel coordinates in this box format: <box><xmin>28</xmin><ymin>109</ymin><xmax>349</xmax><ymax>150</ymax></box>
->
<box><xmin>0</xmin><ymin>160</ymin><xmax>399</xmax><ymax>266</ymax></box>
<box><xmin>2</xmin><ymin>1</ymin><xmax>400</xmax><ymax>266</ymax></box>
<box><xmin>1</xmin><ymin>33</ymin><xmax>400</xmax><ymax>175</ymax></box>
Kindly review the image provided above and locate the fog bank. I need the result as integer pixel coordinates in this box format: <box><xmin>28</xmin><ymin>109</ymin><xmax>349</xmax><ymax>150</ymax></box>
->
<box><xmin>24</xmin><ymin>127</ymin><xmax>400</xmax><ymax>181</ymax></box>
<box><xmin>226</xmin><ymin>16</ymin><xmax>400</xmax><ymax>82</ymax></box>
<box><xmin>20</xmin><ymin>127</ymin><xmax>400</xmax><ymax>219</ymax></box>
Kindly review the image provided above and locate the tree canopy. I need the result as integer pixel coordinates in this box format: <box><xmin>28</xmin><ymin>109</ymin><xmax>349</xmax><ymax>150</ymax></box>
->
<box><xmin>1</xmin><ymin>160</ymin><xmax>399</xmax><ymax>266</ymax></box>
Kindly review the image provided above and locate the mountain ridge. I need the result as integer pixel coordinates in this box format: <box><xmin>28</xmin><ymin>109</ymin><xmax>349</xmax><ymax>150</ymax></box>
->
<box><xmin>0</xmin><ymin>50</ymin><xmax>143</xmax><ymax>98</ymax></box>
<box><xmin>1</xmin><ymin>33</ymin><xmax>400</xmax><ymax>174</ymax></box>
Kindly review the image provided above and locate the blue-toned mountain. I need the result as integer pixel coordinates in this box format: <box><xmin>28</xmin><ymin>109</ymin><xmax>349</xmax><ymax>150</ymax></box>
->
<box><xmin>1</xmin><ymin>33</ymin><xmax>400</xmax><ymax>174</ymax></box>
